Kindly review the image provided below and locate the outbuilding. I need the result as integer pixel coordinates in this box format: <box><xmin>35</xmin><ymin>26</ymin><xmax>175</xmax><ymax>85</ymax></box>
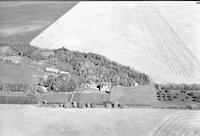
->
<box><xmin>45</xmin><ymin>67</ymin><xmax>59</xmax><ymax>74</ymax></box>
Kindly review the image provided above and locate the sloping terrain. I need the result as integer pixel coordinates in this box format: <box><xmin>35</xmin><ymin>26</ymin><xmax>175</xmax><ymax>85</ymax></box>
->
<box><xmin>0</xmin><ymin>62</ymin><xmax>39</xmax><ymax>84</ymax></box>
<box><xmin>0</xmin><ymin>105</ymin><xmax>199</xmax><ymax>136</ymax></box>
<box><xmin>30</xmin><ymin>2</ymin><xmax>200</xmax><ymax>84</ymax></box>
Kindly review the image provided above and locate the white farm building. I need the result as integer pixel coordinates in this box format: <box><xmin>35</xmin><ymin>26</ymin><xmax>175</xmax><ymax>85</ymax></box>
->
<box><xmin>45</xmin><ymin>67</ymin><xmax>59</xmax><ymax>74</ymax></box>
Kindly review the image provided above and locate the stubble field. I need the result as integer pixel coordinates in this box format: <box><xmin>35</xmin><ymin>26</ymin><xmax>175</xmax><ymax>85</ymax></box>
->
<box><xmin>31</xmin><ymin>2</ymin><xmax>200</xmax><ymax>84</ymax></box>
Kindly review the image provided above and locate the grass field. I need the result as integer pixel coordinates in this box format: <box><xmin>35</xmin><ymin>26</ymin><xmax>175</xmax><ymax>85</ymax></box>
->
<box><xmin>38</xmin><ymin>92</ymin><xmax>72</xmax><ymax>104</ymax></box>
<box><xmin>111</xmin><ymin>85</ymin><xmax>199</xmax><ymax>108</ymax></box>
<box><xmin>0</xmin><ymin>105</ymin><xmax>199</xmax><ymax>136</ymax></box>
<box><xmin>111</xmin><ymin>85</ymin><xmax>157</xmax><ymax>106</ymax></box>
<box><xmin>38</xmin><ymin>84</ymin><xmax>199</xmax><ymax>108</ymax></box>
<box><xmin>0</xmin><ymin>96</ymin><xmax>37</xmax><ymax>104</ymax></box>
<box><xmin>30</xmin><ymin>2</ymin><xmax>200</xmax><ymax>84</ymax></box>
<box><xmin>0</xmin><ymin>62</ymin><xmax>39</xmax><ymax>84</ymax></box>
<box><xmin>0</xmin><ymin>92</ymin><xmax>38</xmax><ymax>104</ymax></box>
<box><xmin>38</xmin><ymin>91</ymin><xmax>110</xmax><ymax>105</ymax></box>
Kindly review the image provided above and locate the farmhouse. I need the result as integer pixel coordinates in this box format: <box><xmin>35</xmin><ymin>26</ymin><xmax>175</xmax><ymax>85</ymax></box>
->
<box><xmin>97</xmin><ymin>82</ymin><xmax>112</xmax><ymax>92</ymax></box>
<box><xmin>37</xmin><ymin>86</ymin><xmax>48</xmax><ymax>93</ymax></box>
<box><xmin>45</xmin><ymin>67</ymin><xmax>59</xmax><ymax>74</ymax></box>
<box><xmin>81</xmin><ymin>82</ymin><xmax>112</xmax><ymax>93</ymax></box>
<box><xmin>59</xmin><ymin>71</ymin><xmax>71</xmax><ymax>77</ymax></box>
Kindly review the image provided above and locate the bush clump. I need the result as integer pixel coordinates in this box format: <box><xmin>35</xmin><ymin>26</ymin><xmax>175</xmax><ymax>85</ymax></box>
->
<box><xmin>42</xmin><ymin>75</ymin><xmax>80</xmax><ymax>92</ymax></box>
<box><xmin>52</xmin><ymin>48</ymin><xmax>150</xmax><ymax>86</ymax></box>
<box><xmin>154</xmin><ymin>83</ymin><xmax>200</xmax><ymax>91</ymax></box>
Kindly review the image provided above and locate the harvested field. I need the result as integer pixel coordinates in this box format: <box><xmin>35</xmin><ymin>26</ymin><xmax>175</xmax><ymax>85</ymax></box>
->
<box><xmin>153</xmin><ymin>111</ymin><xmax>200</xmax><ymax>136</ymax></box>
<box><xmin>31</xmin><ymin>2</ymin><xmax>200</xmax><ymax>84</ymax></box>
<box><xmin>154</xmin><ymin>2</ymin><xmax>200</xmax><ymax>61</ymax></box>
<box><xmin>1</xmin><ymin>105</ymin><xmax>199</xmax><ymax>136</ymax></box>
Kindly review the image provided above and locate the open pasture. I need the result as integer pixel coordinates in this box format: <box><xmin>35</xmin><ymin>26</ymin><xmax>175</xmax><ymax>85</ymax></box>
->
<box><xmin>111</xmin><ymin>85</ymin><xmax>157</xmax><ymax>106</ymax></box>
<box><xmin>39</xmin><ymin>91</ymin><xmax>110</xmax><ymax>105</ymax></box>
<box><xmin>38</xmin><ymin>92</ymin><xmax>71</xmax><ymax>104</ymax></box>
<box><xmin>31</xmin><ymin>2</ymin><xmax>200</xmax><ymax>84</ymax></box>
<box><xmin>72</xmin><ymin>91</ymin><xmax>110</xmax><ymax>105</ymax></box>
<box><xmin>0</xmin><ymin>62</ymin><xmax>39</xmax><ymax>84</ymax></box>
<box><xmin>0</xmin><ymin>105</ymin><xmax>195</xmax><ymax>136</ymax></box>
<box><xmin>111</xmin><ymin>85</ymin><xmax>200</xmax><ymax>108</ymax></box>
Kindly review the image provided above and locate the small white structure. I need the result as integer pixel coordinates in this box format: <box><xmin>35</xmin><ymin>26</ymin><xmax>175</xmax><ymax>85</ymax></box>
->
<box><xmin>43</xmin><ymin>75</ymin><xmax>48</xmax><ymax>80</ymax></box>
<box><xmin>134</xmin><ymin>82</ymin><xmax>139</xmax><ymax>86</ymax></box>
<box><xmin>45</xmin><ymin>67</ymin><xmax>59</xmax><ymax>74</ymax></box>
<box><xmin>37</xmin><ymin>86</ymin><xmax>48</xmax><ymax>93</ymax></box>
<box><xmin>59</xmin><ymin>71</ymin><xmax>71</xmax><ymax>77</ymax></box>
<box><xmin>41</xmin><ymin>86</ymin><xmax>48</xmax><ymax>92</ymax></box>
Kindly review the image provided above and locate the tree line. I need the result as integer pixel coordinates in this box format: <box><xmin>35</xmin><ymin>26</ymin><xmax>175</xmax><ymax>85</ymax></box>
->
<box><xmin>154</xmin><ymin>83</ymin><xmax>200</xmax><ymax>91</ymax></box>
<box><xmin>1</xmin><ymin>43</ymin><xmax>150</xmax><ymax>88</ymax></box>
<box><xmin>51</xmin><ymin>48</ymin><xmax>150</xmax><ymax>86</ymax></box>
